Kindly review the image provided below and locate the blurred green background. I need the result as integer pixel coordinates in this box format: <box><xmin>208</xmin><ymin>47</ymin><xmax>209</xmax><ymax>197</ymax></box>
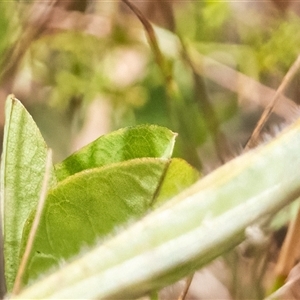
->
<box><xmin>1</xmin><ymin>0</ymin><xmax>300</xmax><ymax>169</ymax></box>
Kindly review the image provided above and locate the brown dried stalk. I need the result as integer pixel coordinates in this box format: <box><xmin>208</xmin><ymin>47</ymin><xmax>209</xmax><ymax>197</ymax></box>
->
<box><xmin>244</xmin><ymin>55</ymin><xmax>300</xmax><ymax>150</ymax></box>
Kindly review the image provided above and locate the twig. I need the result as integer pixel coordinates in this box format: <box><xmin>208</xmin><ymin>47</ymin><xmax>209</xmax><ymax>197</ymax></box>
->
<box><xmin>274</xmin><ymin>206</ymin><xmax>300</xmax><ymax>281</ymax></box>
<box><xmin>244</xmin><ymin>55</ymin><xmax>300</xmax><ymax>151</ymax></box>
<box><xmin>12</xmin><ymin>149</ymin><xmax>53</xmax><ymax>295</ymax></box>
<box><xmin>121</xmin><ymin>0</ymin><xmax>169</xmax><ymax>83</ymax></box>
<box><xmin>178</xmin><ymin>274</ymin><xmax>194</xmax><ymax>300</ymax></box>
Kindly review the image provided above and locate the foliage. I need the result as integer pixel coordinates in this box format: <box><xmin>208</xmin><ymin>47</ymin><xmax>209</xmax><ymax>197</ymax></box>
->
<box><xmin>2</xmin><ymin>95</ymin><xmax>300</xmax><ymax>299</ymax></box>
<box><xmin>1</xmin><ymin>1</ymin><xmax>300</xmax><ymax>299</ymax></box>
<box><xmin>1</xmin><ymin>96</ymin><xmax>199</xmax><ymax>291</ymax></box>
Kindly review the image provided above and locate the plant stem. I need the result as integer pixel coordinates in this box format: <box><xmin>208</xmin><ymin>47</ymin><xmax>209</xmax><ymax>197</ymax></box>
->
<box><xmin>178</xmin><ymin>274</ymin><xmax>194</xmax><ymax>300</ymax></box>
<box><xmin>121</xmin><ymin>0</ymin><xmax>170</xmax><ymax>84</ymax></box>
<box><xmin>244</xmin><ymin>54</ymin><xmax>300</xmax><ymax>150</ymax></box>
<box><xmin>274</xmin><ymin>204</ymin><xmax>300</xmax><ymax>283</ymax></box>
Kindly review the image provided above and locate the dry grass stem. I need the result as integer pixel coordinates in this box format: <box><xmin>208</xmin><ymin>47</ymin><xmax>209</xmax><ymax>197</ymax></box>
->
<box><xmin>178</xmin><ymin>274</ymin><xmax>194</xmax><ymax>300</ymax></box>
<box><xmin>244</xmin><ymin>55</ymin><xmax>300</xmax><ymax>150</ymax></box>
<box><xmin>121</xmin><ymin>0</ymin><xmax>167</xmax><ymax>80</ymax></box>
<box><xmin>275</xmin><ymin>206</ymin><xmax>300</xmax><ymax>279</ymax></box>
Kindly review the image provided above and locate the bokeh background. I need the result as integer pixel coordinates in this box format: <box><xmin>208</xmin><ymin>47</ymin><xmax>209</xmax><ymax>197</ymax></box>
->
<box><xmin>1</xmin><ymin>0</ymin><xmax>300</xmax><ymax>167</ymax></box>
<box><xmin>1</xmin><ymin>0</ymin><xmax>300</xmax><ymax>298</ymax></box>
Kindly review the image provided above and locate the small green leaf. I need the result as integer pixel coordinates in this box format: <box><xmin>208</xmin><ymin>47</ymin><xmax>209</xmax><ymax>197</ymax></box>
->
<box><xmin>0</xmin><ymin>96</ymin><xmax>55</xmax><ymax>291</ymax></box>
<box><xmin>55</xmin><ymin>125</ymin><xmax>177</xmax><ymax>181</ymax></box>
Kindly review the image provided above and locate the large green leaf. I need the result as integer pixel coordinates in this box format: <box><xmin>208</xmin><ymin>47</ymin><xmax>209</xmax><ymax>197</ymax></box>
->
<box><xmin>55</xmin><ymin>124</ymin><xmax>177</xmax><ymax>181</ymax></box>
<box><xmin>0</xmin><ymin>96</ymin><xmax>55</xmax><ymax>291</ymax></box>
<box><xmin>13</xmin><ymin>117</ymin><xmax>300</xmax><ymax>300</ymax></box>
<box><xmin>20</xmin><ymin>157</ymin><xmax>199</xmax><ymax>285</ymax></box>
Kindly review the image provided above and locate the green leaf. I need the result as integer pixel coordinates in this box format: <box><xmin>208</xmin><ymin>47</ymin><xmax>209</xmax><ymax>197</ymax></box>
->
<box><xmin>55</xmin><ymin>124</ymin><xmax>177</xmax><ymax>181</ymax></box>
<box><xmin>14</xmin><ymin>117</ymin><xmax>300</xmax><ymax>300</ymax></box>
<box><xmin>20</xmin><ymin>158</ymin><xmax>169</xmax><ymax>285</ymax></box>
<box><xmin>0</xmin><ymin>96</ymin><xmax>55</xmax><ymax>291</ymax></box>
<box><xmin>21</xmin><ymin>156</ymin><xmax>199</xmax><ymax>286</ymax></box>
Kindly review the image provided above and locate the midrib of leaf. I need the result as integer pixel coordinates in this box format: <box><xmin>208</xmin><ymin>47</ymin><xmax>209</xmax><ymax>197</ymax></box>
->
<box><xmin>149</xmin><ymin>159</ymin><xmax>171</xmax><ymax>206</ymax></box>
